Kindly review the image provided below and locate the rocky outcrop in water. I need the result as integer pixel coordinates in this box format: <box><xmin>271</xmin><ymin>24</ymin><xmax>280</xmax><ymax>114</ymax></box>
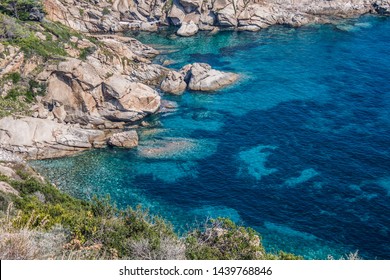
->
<box><xmin>108</xmin><ymin>130</ymin><xmax>139</xmax><ymax>148</ymax></box>
<box><xmin>160</xmin><ymin>70</ymin><xmax>188</xmax><ymax>94</ymax></box>
<box><xmin>0</xmin><ymin>117</ymin><xmax>106</xmax><ymax>159</ymax></box>
<box><xmin>177</xmin><ymin>21</ymin><xmax>199</xmax><ymax>36</ymax></box>
<box><xmin>185</xmin><ymin>63</ymin><xmax>239</xmax><ymax>91</ymax></box>
<box><xmin>0</xmin><ymin>28</ymin><xmax>238</xmax><ymax>159</ymax></box>
<box><xmin>42</xmin><ymin>0</ymin><xmax>390</xmax><ymax>36</ymax></box>
<box><xmin>160</xmin><ymin>63</ymin><xmax>239</xmax><ymax>94</ymax></box>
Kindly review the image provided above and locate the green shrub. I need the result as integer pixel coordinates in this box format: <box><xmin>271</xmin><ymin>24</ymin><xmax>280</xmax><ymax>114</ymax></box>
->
<box><xmin>1</xmin><ymin>166</ymin><xmax>302</xmax><ymax>260</ymax></box>
<box><xmin>5</xmin><ymin>86</ymin><xmax>34</xmax><ymax>102</ymax></box>
<box><xmin>0</xmin><ymin>95</ymin><xmax>28</xmax><ymax>117</ymax></box>
<box><xmin>102</xmin><ymin>8</ymin><xmax>110</xmax><ymax>15</ymax></box>
<box><xmin>79</xmin><ymin>46</ymin><xmax>96</xmax><ymax>60</ymax></box>
<box><xmin>41</xmin><ymin>21</ymin><xmax>80</xmax><ymax>41</ymax></box>
<box><xmin>4</xmin><ymin>72</ymin><xmax>21</xmax><ymax>84</ymax></box>
<box><xmin>185</xmin><ymin>218</ymin><xmax>266</xmax><ymax>260</ymax></box>
<box><xmin>0</xmin><ymin>13</ymin><xmax>29</xmax><ymax>39</ymax></box>
<box><xmin>16</xmin><ymin>34</ymin><xmax>66</xmax><ymax>58</ymax></box>
<box><xmin>0</xmin><ymin>0</ymin><xmax>44</xmax><ymax>21</ymax></box>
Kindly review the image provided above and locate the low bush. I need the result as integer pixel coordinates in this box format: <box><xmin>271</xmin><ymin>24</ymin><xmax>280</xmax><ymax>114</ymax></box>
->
<box><xmin>0</xmin><ymin>165</ymin><xmax>303</xmax><ymax>260</ymax></box>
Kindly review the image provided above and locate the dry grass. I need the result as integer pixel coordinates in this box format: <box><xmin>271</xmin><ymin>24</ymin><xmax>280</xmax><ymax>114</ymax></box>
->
<box><xmin>0</xmin><ymin>203</ymin><xmax>67</xmax><ymax>259</ymax></box>
<box><xmin>327</xmin><ymin>250</ymin><xmax>362</xmax><ymax>260</ymax></box>
<box><xmin>130</xmin><ymin>236</ymin><xmax>186</xmax><ymax>260</ymax></box>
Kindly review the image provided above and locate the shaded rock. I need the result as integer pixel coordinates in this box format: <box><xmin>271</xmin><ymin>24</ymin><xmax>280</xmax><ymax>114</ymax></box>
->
<box><xmin>52</xmin><ymin>105</ymin><xmax>67</xmax><ymax>123</ymax></box>
<box><xmin>168</xmin><ymin>2</ymin><xmax>186</xmax><ymax>25</ymax></box>
<box><xmin>160</xmin><ymin>71</ymin><xmax>187</xmax><ymax>95</ymax></box>
<box><xmin>374</xmin><ymin>0</ymin><xmax>390</xmax><ymax>14</ymax></box>
<box><xmin>185</xmin><ymin>63</ymin><xmax>239</xmax><ymax>91</ymax></box>
<box><xmin>108</xmin><ymin>130</ymin><xmax>139</xmax><ymax>148</ymax></box>
<box><xmin>179</xmin><ymin>0</ymin><xmax>202</xmax><ymax>13</ymax></box>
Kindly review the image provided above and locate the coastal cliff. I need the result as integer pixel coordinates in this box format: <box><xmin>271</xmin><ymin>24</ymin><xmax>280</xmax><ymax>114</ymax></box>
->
<box><xmin>0</xmin><ymin>3</ymin><xmax>237</xmax><ymax>159</ymax></box>
<box><xmin>1</xmin><ymin>0</ymin><xmax>389</xmax><ymax>159</ymax></box>
<box><xmin>43</xmin><ymin>0</ymin><xmax>390</xmax><ymax>36</ymax></box>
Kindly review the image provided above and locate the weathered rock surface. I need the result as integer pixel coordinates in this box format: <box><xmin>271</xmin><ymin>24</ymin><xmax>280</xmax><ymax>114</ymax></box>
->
<box><xmin>177</xmin><ymin>21</ymin><xmax>199</xmax><ymax>36</ymax></box>
<box><xmin>0</xmin><ymin>164</ymin><xmax>20</xmax><ymax>180</ymax></box>
<box><xmin>38</xmin><ymin>35</ymin><xmax>164</xmax><ymax>126</ymax></box>
<box><xmin>0</xmin><ymin>181</ymin><xmax>19</xmax><ymax>196</ymax></box>
<box><xmin>0</xmin><ymin>149</ymin><xmax>23</xmax><ymax>163</ymax></box>
<box><xmin>42</xmin><ymin>0</ymin><xmax>390</xmax><ymax>35</ymax></box>
<box><xmin>185</xmin><ymin>63</ymin><xmax>239</xmax><ymax>91</ymax></box>
<box><xmin>108</xmin><ymin>130</ymin><xmax>139</xmax><ymax>148</ymax></box>
<box><xmin>0</xmin><ymin>117</ymin><xmax>106</xmax><ymax>159</ymax></box>
<box><xmin>160</xmin><ymin>71</ymin><xmax>187</xmax><ymax>94</ymax></box>
<box><xmin>101</xmin><ymin>76</ymin><xmax>161</xmax><ymax>122</ymax></box>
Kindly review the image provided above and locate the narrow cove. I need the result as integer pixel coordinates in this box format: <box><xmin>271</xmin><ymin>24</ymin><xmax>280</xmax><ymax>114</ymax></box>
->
<box><xmin>31</xmin><ymin>15</ymin><xmax>390</xmax><ymax>259</ymax></box>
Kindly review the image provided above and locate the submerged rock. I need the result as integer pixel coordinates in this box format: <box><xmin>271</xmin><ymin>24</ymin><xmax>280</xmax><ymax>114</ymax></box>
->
<box><xmin>137</xmin><ymin>137</ymin><xmax>198</xmax><ymax>159</ymax></box>
<box><xmin>108</xmin><ymin>130</ymin><xmax>139</xmax><ymax>148</ymax></box>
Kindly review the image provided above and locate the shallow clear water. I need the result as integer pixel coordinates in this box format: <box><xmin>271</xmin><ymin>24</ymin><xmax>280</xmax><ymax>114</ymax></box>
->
<box><xmin>31</xmin><ymin>16</ymin><xmax>390</xmax><ymax>259</ymax></box>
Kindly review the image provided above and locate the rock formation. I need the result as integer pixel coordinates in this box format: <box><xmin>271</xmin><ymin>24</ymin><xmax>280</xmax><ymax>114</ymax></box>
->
<box><xmin>0</xmin><ymin>29</ymin><xmax>238</xmax><ymax>159</ymax></box>
<box><xmin>160</xmin><ymin>70</ymin><xmax>187</xmax><ymax>94</ymax></box>
<box><xmin>42</xmin><ymin>0</ymin><xmax>390</xmax><ymax>36</ymax></box>
<box><xmin>2</xmin><ymin>0</ymin><xmax>388</xmax><ymax>160</ymax></box>
<box><xmin>0</xmin><ymin>116</ymin><xmax>106</xmax><ymax>159</ymax></box>
<box><xmin>185</xmin><ymin>63</ymin><xmax>239</xmax><ymax>91</ymax></box>
<box><xmin>108</xmin><ymin>130</ymin><xmax>139</xmax><ymax>148</ymax></box>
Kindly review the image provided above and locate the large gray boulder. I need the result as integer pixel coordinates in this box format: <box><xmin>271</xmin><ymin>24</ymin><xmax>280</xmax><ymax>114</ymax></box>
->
<box><xmin>0</xmin><ymin>117</ymin><xmax>105</xmax><ymax>159</ymax></box>
<box><xmin>42</xmin><ymin>54</ymin><xmax>162</xmax><ymax>126</ymax></box>
<box><xmin>101</xmin><ymin>75</ymin><xmax>161</xmax><ymax>122</ymax></box>
<box><xmin>160</xmin><ymin>71</ymin><xmax>187</xmax><ymax>95</ymax></box>
<box><xmin>108</xmin><ymin>130</ymin><xmax>139</xmax><ymax>148</ymax></box>
<box><xmin>177</xmin><ymin>21</ymin><xmax>199</xmax><ymax>36</ymax></box>
<box><xmin>185</xmin><ymin>63</ymin><xmax>239</xmax><ymax>91</ymax></box>
<box><xmin>168</xmin><ymin>2</ymin><xmax>186</xmax><ymax>25</ymax></box>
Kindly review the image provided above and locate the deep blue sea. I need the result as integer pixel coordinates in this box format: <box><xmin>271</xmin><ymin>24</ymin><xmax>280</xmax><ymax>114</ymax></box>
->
<box><xmin>31</xmin><ymin>15</ymin><xmax>390</xmax><ymax>259</ymax></box>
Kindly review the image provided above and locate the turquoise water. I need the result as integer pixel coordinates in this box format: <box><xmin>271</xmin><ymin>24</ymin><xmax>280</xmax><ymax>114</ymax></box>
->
<box><xmin>31</xmin><ymin>16</ymin><xmax>390</xmax><ymax>259</ymax></box>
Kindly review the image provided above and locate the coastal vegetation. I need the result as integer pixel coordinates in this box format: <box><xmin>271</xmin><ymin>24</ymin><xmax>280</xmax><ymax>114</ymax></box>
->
<box><xmin>0</xmin><ymin>163</ymin><xmax>302</xmax><ymax>260</ymax></box>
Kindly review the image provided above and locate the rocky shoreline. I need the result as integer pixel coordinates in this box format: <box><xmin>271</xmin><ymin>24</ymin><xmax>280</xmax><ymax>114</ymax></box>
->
<box><xmin>1</xmin><ymin>30</ymin><xmax>238</xmax><ymax>159</ymax></box>
<box><xmin>44</xmin><ymin>0</ymin><xmax>390</xmax><ymax>36</ymax></box>
<box><xmin>1</xmin><ymin>0</ymin><xmax>389</xmax><ymax>160</ymax></box>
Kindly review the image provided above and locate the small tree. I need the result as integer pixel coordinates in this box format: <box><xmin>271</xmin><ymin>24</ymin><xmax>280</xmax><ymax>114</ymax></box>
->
<box><xmin>0</xmin><ymin>0</ymin><xmax>44</xmax><ymax>21</ymax></box>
